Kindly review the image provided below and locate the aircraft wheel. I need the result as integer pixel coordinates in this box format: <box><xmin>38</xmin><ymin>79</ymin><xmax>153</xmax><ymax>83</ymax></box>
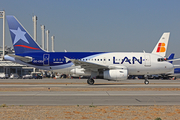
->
<box><xmin>87</xmin><ymin>78</ymin><xmax>94</xmax><ymax>85</ymax></box>
<box><xmin>144</xmin><ymin>80</ymin><xmax>149</xmax><ymax>85</ymax></box>
<box><xmin>87</xmin><ymin>79</ymin><xmax>90</xmax><ymax>84</ymax></box>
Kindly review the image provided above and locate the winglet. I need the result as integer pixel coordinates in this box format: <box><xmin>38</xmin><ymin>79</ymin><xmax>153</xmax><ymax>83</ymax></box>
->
<box><xmin>152</xmin><ymin>32</ymin><xmax>170</xmax><ymax>57</ymax></box>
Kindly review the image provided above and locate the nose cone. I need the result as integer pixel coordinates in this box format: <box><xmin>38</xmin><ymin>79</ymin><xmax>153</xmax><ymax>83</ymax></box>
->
<box><xmin>166</xmin><ymin>62</ymin><xmax>174</xmax><ymax>71</ymax></box>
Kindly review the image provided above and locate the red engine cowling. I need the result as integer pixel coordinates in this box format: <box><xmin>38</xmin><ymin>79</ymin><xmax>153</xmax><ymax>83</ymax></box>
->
<box><xmin>103</xmin><ymin>69</ymin><xmax>128</xmax><ymax>80</ymax></box>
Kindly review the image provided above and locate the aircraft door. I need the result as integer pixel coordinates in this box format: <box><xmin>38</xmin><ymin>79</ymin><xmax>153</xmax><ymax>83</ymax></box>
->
<box><xmin>144</xmin><ymin>55</ymin><xmax>151</xmax><ymax>67</ymax></box>
<box><xmin>43</xmin><ymin>54</ymin><xmax>50</xmax><ymax>66</ymax></box>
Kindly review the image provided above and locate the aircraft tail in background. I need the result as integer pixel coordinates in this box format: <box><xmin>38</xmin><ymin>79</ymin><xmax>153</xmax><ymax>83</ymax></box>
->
<box><xmin>6</xmin><ymin>16</ymin><xmax>45</xmax><ymax>55</ymax></box>
<box><xmin>168</xmin><ymin>53</ymin><xmax>175</xmax><ymax>64</ymax></box>
<box><xmin>152</xmin><ymin>32</ymin><xmax>170</xmax><ymax>57</ymax></box>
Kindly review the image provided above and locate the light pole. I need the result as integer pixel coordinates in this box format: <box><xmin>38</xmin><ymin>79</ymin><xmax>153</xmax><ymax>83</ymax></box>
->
<box><xmin>0</xmin><ymin>11</ymin><xmax>5</xmax><ymax>57</ymax></box>
<box><xmin>41</xmin><ymin>25</ymin><xmax>45</xmax><ymax>50</ymax></box>
<box><xmin>46</xmin><ymin>30</ymin><xmax>50</xmax><ymax>51</ymax></box>
<box><xmin>32</xmin><ymin>16</ymin><xmax>37</xmax><ymax>73</ymax></box>
<box><xmin>32</xmin><ymin>16</ymin><xmax>37</xmax><ymax>42</ymax></box>
<box><xmin>51</xmin><ymin>36</ymin><xmax>55</xmax><ymax>52</ymax></box>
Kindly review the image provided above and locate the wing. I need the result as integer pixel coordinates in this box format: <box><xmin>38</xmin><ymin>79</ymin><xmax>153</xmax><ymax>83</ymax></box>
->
<box><xmin>65</xmin><ymin>57</ymin><xmax>126</xmax><ymax>71</ymax></box>
<box><xmin>7</xmin><ymin>54</ymin><xmax>32</xmax><ymax>62</ymax></box>
<box><xmin>68</xmin><ymin>58</ymin><xmax>107</xmax><ymax>71</ymax></box>
<box><xmin>173</xmin><ymin>65</ymin><xmax>180</xmax><ymax>67</ymax></box>
<box><xmin>167</xmin><ymin>58</ymin><xmax>180</xmax><ymax>62</ymax></box>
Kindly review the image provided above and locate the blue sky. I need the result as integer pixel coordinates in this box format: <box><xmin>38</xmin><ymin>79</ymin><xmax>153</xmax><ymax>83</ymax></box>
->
<box><xmin>0</xmin><ymin>0</ymin><xmax>180</xmax><ymax>57</ymax></box>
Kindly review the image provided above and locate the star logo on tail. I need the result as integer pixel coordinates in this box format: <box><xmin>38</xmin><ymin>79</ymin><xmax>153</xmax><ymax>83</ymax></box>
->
<box><xmin>10</xmin><ymin>27</ymin><xmax>29</xmax><ymax>45</ymax></box>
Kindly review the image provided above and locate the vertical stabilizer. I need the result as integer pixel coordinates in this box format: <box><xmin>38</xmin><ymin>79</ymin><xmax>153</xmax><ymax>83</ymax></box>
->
<box><xmin>168</xmin><ymin>53</ymin><xmax>175</xmax><ymax>64</ymax></box>
<box><xmin>152</xmin><ymin>32</ymin><xmax>170</xmax><ymax>57</ymax></box>
<box><xmin>6</xmin><ymin>16</ymin><xmax>44</xmax><ymax>54</ymax></box>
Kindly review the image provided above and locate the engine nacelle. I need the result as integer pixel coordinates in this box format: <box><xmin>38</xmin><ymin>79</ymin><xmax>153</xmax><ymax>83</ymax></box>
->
<box><xmin>103</xmin><ymin>69</ymin><xmax>128</xmax><ymax>80</ymax></box>
<box><xmin>70</xmin><ymin>68</ymin><xmax>91</xmax><ymax>76</ymax></box>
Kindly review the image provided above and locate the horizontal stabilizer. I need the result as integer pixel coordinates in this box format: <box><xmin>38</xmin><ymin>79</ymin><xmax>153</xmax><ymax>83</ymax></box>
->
<box><xmin>7</xmin><ymin>54</ymin><xmax>32</xmax><ymax>62</ymax></box>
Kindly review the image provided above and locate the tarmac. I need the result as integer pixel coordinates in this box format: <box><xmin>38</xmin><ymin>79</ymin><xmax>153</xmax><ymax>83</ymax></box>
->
<box><xmin>0</xmin><ymin>78</ymin><xmax>180</xmax><ymax>106</ymax></box>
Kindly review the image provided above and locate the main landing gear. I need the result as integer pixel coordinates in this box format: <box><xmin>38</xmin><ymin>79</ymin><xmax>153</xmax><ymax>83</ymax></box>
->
<box><xmin>87</xmin><ymin>77</ymin><xmax>149</xmax><ymax>85</ymax></box>
<box><xmin>87</xmin><ymin>78</ymin><xmax>95</xmax><ymax>85</ymax></box>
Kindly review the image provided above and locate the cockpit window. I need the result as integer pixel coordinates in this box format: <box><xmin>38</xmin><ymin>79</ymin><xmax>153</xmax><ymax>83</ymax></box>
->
<box><xmin>157</xmin><ymin>58</ymin><xmax>168</xmax><ymax>62</ymax></box>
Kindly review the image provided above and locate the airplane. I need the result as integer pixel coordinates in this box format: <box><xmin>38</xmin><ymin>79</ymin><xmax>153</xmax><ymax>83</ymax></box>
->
<box><xmin>4</xmin><ymin>15</ymin><xmax>174</xmax><ymax>85</ymax></box>
<box><xmin>163</xmin><ymin>53</ymin><xmax>180</xmax><ymax>79</ymax></box>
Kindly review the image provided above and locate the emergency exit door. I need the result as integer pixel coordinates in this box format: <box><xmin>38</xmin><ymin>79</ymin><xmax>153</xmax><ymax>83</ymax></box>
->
<box><xmin>144</xmin><ymin>55</ymin><xmax>151</xmax><ymax>67</ymax></box>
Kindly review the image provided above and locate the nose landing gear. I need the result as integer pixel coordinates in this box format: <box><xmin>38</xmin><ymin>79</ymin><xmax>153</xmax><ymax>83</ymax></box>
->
<box><xmin>144</xmin><ymin>77</ymin><xmax>149</xmax><ymax>85</ymax></box>
<box><xmin>144</xmin><ymin>80</ymin><xmax>149</xmax><ymax>85</ymax></box>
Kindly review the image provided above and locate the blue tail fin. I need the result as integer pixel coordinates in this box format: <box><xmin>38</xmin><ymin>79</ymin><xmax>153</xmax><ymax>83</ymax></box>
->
<box><xmin>6</xmin><ymin>16</ymin><xmax>44</xmax><ymax>54</ymax></box>
<box><xmin>168</xmin><ymin>53</ymin><xmax>175</xmax><ymax>64</ymax></box>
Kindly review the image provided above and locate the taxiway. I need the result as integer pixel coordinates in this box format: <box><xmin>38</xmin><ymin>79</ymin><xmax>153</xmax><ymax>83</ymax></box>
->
<box><xmin>0</xmin><ymin>78</ymin><xmax>180</xmax><ymax>106</ymax></box>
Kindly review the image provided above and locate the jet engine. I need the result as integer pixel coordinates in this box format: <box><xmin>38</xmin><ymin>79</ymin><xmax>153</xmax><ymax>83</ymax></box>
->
<box><xmin>103</xmin><ymin>69</ymin><xmax>128</xmax><ymax>80</ymax></box>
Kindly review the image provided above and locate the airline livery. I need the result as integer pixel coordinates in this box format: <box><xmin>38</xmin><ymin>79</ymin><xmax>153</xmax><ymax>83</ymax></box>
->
<box><xmin>4</xmin><ymin>16</ymin><xmax>174</xmax><ymax>85</ymax></box>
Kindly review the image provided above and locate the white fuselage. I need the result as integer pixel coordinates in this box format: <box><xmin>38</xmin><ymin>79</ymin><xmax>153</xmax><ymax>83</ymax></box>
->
<box><xmin>51</xmin><ymin>52</ymin><xmax>173</xmax><ymax>76</ymax></box>
<box><xmin>4</xmin><ymin>52</ymin><xmax>174</xmax><ymax>77</ymax></box>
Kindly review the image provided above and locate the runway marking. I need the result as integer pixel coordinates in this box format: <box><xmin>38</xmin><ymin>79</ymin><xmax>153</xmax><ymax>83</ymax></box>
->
<box><xmin>135</xmin><ymin>99</ymin><xmax>141</xmax><ymax>102</ymax></box>
<box><xmin>1</xmin><ymin>84</ymin><xmax>180</xmax><ymax>87</ymax></box>
<box><xmin>1</xmin><ymin>94</ymin><xmax>180</xmax><ymax>97</ymax></box>
<box><xmin>0</xmin><ymin>91</ymin><xmax>180</xmax><ymax>96</ymax></box>
<box><xmin>106</xmin><ymin>91</ymin><xmax>110</xmax><ymax>96</ymax></box>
